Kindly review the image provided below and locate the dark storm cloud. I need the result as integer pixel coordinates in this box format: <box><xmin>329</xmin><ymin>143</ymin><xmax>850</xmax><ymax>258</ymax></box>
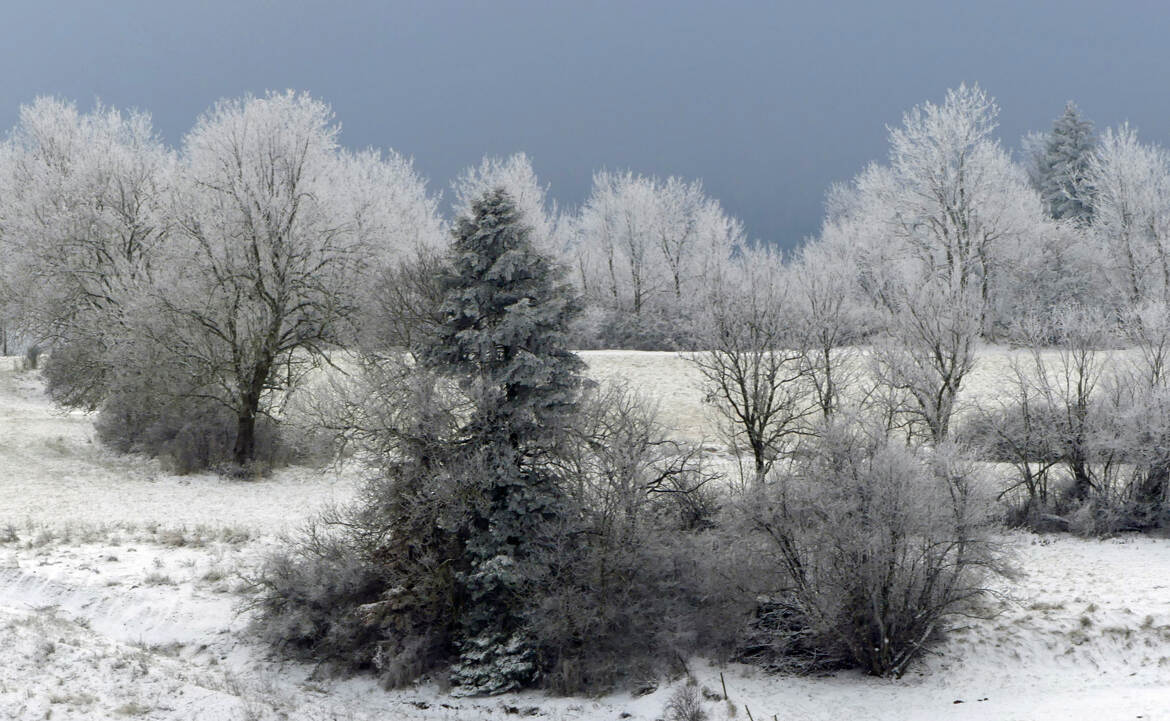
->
<box><xmin>2</xmin><ymin>0</ymin><xmax>1168</xmax><ymax>249</ymax></box>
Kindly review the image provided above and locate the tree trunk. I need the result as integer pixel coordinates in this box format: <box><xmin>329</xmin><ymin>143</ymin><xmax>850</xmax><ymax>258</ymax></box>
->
<box><xmin>1068</xmin><ymin>453</ymin><xmax>1093</xmax><ymax>503</ymax></box>
<box><xmin>232</xmin><ymin>359</ymin><xmax>271</xmax><ymax>468</ymax></box>
<box><xmin>233</xmin><ymin>409</ymin><xmax>256</xmax><ymax>467</ymax></box>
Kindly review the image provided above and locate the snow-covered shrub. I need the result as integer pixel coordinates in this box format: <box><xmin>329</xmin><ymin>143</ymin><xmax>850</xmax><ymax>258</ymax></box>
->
<box><xmin>531</xmin><ymin>523</ymin><xmax>742</xmax><ymax>694</ymax></box>
<box><xmin>960</xmin><ymin>401</ymin><xmax>1067</xmax><ymax>529</ymax></box>
<box><xmin>93</xmin><ymin>378</ymin><xmax>294</xmax><ymax>476</ymax></box>
<box><xmin>742</xmin><ymin>419</ymin><xmax>1005</xmax><ymax>677</ymax></box>
<box><xmin>250</xmin><ymin>442</ymin><xmax>472</xmax><ymax>683</ymax></box>
<box><xmin>42</xmin><ymin>339</ymin><xmax>109</xmax><ymax>411</ymax></box>
<box><xmin>963</xmin><ymin>395</ymin><xmax>1142</xmax><ymax>534</ymax></box>
<box><xmin>44</xmin><ymin>336</ymin><xmax>314</xmax><ymax>476</ymax></box>
<box><xmin>527</xmin><ymin>383</ymin><xmax>745</xmax><ymax>693</ymax></box>
<box><xmin>247</xmin><ymin>522</ymin><xmax>390</xmax><ymax>668</ymax></box>
<box><xmin>963</xmin><ymin>312</ymin><xmax>1170</xmax><ymax>534</ymax></box>
<box><xmin>101</xmin><ymin>371</ymin><xmax>297</xmax><ymax>476</ymax></box>
<box><xmin>662</xmin><ymin>682</ymin><xmax>708</xmax><ymax>721</ymax></box>
<box><xmin>98</xmin><ymin>395</ymin><xmax>231</xmax><ymax>474</ymax></box>
<box><xmin>589</xmin><ymin>306</ymin><xmax>698</xmax><ymax>351</ymax></box>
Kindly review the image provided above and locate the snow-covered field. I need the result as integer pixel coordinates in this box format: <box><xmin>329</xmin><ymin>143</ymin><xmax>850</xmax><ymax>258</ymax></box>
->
<box><xmin>3</xmin><ymin>352</ymin><xmax>1170</xmax><ymax>720</ymax></box>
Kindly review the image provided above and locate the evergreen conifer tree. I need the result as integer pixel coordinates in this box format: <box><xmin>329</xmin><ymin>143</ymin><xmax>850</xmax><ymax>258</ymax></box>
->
<box><xmin>425</xmin><ymin>187</ymin><xmax>584</xmax><ymax>694</ymax></box>
<box><xmin>1035</xmin><ymin>102</ymin><xmax>1096</xmax><ymax>223</ymax></box>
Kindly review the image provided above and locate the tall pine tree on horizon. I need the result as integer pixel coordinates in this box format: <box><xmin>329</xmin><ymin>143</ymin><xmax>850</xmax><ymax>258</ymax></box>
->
<box><xmin>425</xmin><ymin>187</ymin><xmax>585</xmax><ymax>695</ymax></box>
<box><xmin>1034</xmin><ymin>101</ymin><xmax>1096</xmax><ymax>223</ymax></box>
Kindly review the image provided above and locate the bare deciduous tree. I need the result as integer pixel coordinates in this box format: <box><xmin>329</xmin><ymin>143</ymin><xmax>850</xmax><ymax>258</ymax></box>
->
<box><xmin>574</xmin><ymin>170</ymin><xmax>744</xmax><ymax>347</ymax></box>
<box><xmin>870</xmin><ymin>280</ymin><xmax>982</xmax><ymax>444</ymax></box>
<box><xmin>0</xmin><ymin>98</ymin><xmax>173</xmax><ymax>402</ymax></box>
<box><xmin>1088</xmin><ymin>124</ymin><xmax>1170</xmax><ymax>307</ymax></box>
<box><xmin>688</xmin><ymin>245</ymin><xmax>815</xmax><ymax>485</ymax></box>
<box><xmin>972</xmin><ymin>307</ymin><xmax>1116</xmax><ymax>529</ymax></box>
<box><xmin>152</xmin><ymin>91</ymin><xmax>437</xmax><ymax>466</ymax></box>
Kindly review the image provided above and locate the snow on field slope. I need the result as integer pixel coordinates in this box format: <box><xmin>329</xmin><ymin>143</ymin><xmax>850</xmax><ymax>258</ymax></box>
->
<box><xmin>579</xmin><ymin>347</ymin><xmax>1142</xmax><ymax>445</ymax></box>
<box><xmin>2</xmin><ymin>354</ymin><xmax>1170</xmax><ymax>720</ymax></box>
<box><xmin>0</xmin><ymin>366</ymin><xmax>359</xmax><ymax>535</ymax></box>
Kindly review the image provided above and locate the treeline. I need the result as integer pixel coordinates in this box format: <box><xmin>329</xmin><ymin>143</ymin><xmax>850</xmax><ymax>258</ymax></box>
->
<box><xmin>0</xmin><ymin>92</ymin><xmax>750</xmax><ymax>472</ymax></box>
<box><xmin>0</xmin><ymin>81</ymin><xmax>1160</xmax><ymax>496</ymax></box>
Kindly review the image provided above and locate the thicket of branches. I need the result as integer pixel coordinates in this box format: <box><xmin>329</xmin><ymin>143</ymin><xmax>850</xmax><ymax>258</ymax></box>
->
<box><xmin>740</xmin><ymin>421</ymin><xmax>1005</xmax><ymax>677</ymax></box>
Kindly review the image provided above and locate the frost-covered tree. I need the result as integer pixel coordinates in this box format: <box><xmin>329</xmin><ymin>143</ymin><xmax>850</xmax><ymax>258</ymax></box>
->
<box><xmin>1033</xmin><ymin>102</ymin><xmax>1096</xmax><ymax>223</ymax></box>
<box><xmin>425</xmin><ymin>188</ymin><xmax>585</xmax><ymax>694</ymax></box>
<box><xmin>689</xmin><ymin>243</ymin><xmax>816</xmax><ymax>485</ymax></box>
<box><xmin>150</xmin><ymin>91</ymin><xmax>435</xmax><ymax>467</ymax></box>
<box><xmin>870</xmin><ymin>277</ymin><xmax>983</xmax><ymax>443</ymax></box>
<box><xmin>337</xmin><ymin>147</ymin><xmax>446</xmax><ymax>351</ymax></box>
<box><xmin>807</xmin><ymin>86</ymin><xmax>1047</xmax><ymax>440</ymax></box>
<box><xmin>1087</xmin><ymin>124</ymin><xmax>1170</xmax><ymax>306</ymax></box>
<box><xmin>991</xmin><ymin>219</ymin><xmax>1106</xmax><ymax>341</ymax></box>
<box><xmin>879</xmin><ymin>84</ymin><xmax>1040</xmax><ymax>326</ymax></box>
<box><xmin>342</xmin><ymin>147</ymin><xmax>445</xmax><ymax>265</ymax></box>
<box><xmin>452</xmin><ymin>153</ymin><xmax>566</xmax><ymax>258</ymax></box>
<box><xmin>0</xmin><ymin>97</ymin><xmax>174</xmax><ymax>405</ymax></box>
<box><xmin>574</xmin><ymin>170</ymin><xmax>743</xmax><ymax>347</ymax></box>
<box><xmin>0</xmin><ymin>141</ymin><xmax>17</xmax><ymax>356</ymax></box>
<box><xmin>787</xmin><ymin>237</ymin><xmax>870</xmax><ymax>420</ymax></box>
<box><xmin>0</xmin><ymin>98</ymin><xmax>172</xmax><ymax>336</ymax></box>
<box><xmin>819</xmin><ymin>190</ymin><xmax>980</xmax><ymax>445</ymax></box>
<box><xmin>815</xmin><ymin>86</ymin><xmax>1044</xmax><ymax>339</ymax></box>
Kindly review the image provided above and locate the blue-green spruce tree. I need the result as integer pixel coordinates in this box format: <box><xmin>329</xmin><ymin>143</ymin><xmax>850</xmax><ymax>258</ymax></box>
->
<box><xmin>425</xmin><ymin>187</ymin><xmax>584</xmax><ymax>694</ymax></box>
<box><xmin>1035</xmin><ymin>102</ymin><xmax>1096</xmax><ymax>223</ymax></box>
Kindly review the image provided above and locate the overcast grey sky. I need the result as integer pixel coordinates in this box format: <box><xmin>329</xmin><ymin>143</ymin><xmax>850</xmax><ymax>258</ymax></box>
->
<box><xmin>2</xmin><ymin>0</ymin><xmax>1169</xmax><ymax>248</ymax></box>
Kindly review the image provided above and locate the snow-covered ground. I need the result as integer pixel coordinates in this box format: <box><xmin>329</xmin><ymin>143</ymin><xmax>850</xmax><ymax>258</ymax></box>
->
<box><xmin>3</xmin><ymin>353</ymin><xmax>1170</xmax><ymax>720</ymax></box>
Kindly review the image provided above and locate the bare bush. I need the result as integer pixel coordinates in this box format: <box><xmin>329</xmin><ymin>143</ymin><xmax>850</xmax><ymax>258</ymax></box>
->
<box><xmin>663</xmin><ymin>683</ymin><xmax>708</xmax><ymax>721</ymax></box>
<box><xmin>743</xmin><ymin>419</ymin><xmax>1005</xmax><ymax>677</ymax></box>
<box><xmin>529</xmin><ymin>382</ymin><xmax>745</xmax><ymax>694</ymax></box>
<box><xmin>247</xmin><ymin>520</ymin><xmax>419</xmax><ymax>673</ymax></box>
<box><xmin>962</xmin><ymin>398</ymin><xmax>1063</xmax><ymax>529</ymax></box>
<box><xmin>964</xmin><ymin>307</ymin><xmax>1151</xmax><ymax>533</ymax></box>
